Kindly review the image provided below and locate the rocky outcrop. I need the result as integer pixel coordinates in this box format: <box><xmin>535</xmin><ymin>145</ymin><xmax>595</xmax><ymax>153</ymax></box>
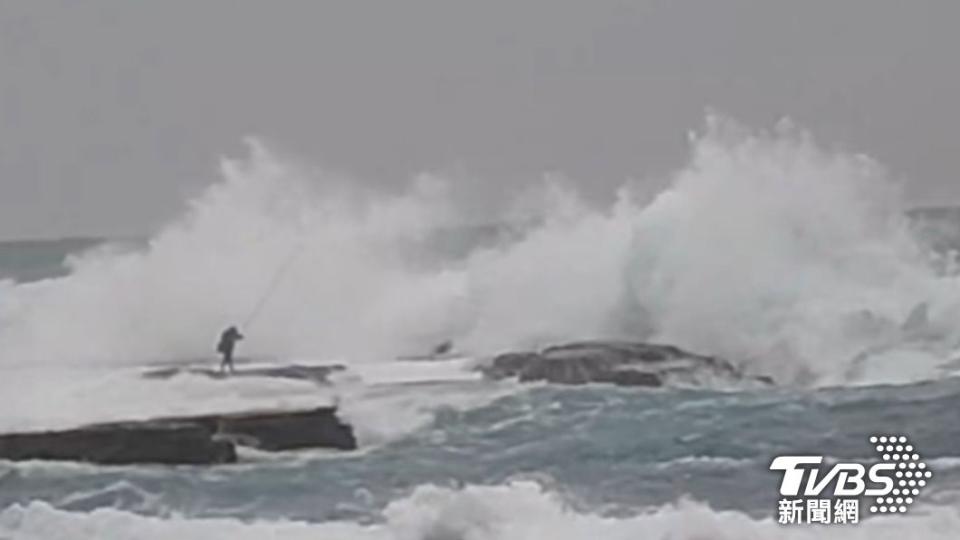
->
<box><xmin>480</xmin><ymin>341</ymin><xmax>770</xmax><ymax>388</ymax></box>
<box><xmin>0</xmin><ymin>421</ymin><xmax>236</xmax><ymax>465</ymax></box>
<box><xmin>0</xmin><ymin>407</ymin><xmax>357</xmax><ymax>465</ymax></box>
<box><xmin>214</xmin><ymin>407</ymin><xmax>356</xmax><ymax>451</ymax></box>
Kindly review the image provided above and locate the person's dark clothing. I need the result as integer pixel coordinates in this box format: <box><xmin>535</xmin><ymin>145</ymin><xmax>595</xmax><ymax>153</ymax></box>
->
<box><xmin>217</xmin><ymin>326</ymin><xmax>244</xmax><ymax>373</ymax></box>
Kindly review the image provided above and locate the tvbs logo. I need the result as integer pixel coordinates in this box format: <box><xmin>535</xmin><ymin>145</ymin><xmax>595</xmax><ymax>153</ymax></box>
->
<box><xmin>770</xmin><ymin>435</ymin><xmax>932</xmax><ymax>524</ymax></box>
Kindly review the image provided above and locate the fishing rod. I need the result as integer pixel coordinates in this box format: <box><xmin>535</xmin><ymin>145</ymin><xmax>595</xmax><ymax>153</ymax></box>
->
<box><xmin>241</xmin><ymin>239</ymin><xmax>307</xmax><ymax>330</ymax></box>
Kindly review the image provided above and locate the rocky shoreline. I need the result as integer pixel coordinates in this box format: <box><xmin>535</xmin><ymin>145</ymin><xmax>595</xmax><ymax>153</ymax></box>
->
<box><xmin>0</xmin><ymin>340</ymin><xmax>767</xmax><ymax>466</ymax></box>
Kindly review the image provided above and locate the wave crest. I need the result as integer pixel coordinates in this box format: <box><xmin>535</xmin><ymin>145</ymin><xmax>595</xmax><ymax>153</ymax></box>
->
<box><xmin>0</xmin><ymin>117</ymin><xmax>957</xmax><ymax>387</ymax></box>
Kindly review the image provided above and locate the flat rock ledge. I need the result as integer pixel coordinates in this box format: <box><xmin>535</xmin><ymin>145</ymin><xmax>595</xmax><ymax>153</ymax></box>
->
<box><xmin>0</xmin><ymin>406</ymin><xmax>356</xmax><ymax>465</ymax></box>
<box><xmin>141</xmin><ymin>364</ymin><xmax>345</xmax><ymax>384</ymax></box>
<box><xmin>480</xmin><ymin>340</ymin><xmax>773</xmax><ymax>388</ymax></box>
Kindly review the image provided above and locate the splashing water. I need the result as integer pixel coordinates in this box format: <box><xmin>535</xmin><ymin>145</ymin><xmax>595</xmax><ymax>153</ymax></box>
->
<box><xmin>4</xmin><ymin>481</ymin><xmax>960</xmax><ymax>540</ymax></box>
<box><xmin>0</xmin><ymin>117</ymin><xmax>958</xmax><ymax>388</ymax></box>
<box><xmin>624</xmin><ymin>118</ymin><xmax>960</xmax><ymax>384</ymax></box>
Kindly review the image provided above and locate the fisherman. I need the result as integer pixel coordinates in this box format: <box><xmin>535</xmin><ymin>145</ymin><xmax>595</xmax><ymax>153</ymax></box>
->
<box><xmin>217</xmin><ymin>326</ymin><xmax>244</xmax><ymax>374</ymax></box>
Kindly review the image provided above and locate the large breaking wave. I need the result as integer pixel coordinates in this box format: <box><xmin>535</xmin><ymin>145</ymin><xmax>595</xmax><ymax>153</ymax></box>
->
<box><xmin>0</xmin><ymin>116</ymin><xmax>957</xmax><ymax>387</ymax></box>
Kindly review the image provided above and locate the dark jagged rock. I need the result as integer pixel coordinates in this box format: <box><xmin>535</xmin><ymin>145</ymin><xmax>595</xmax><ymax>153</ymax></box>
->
<box><xmin>0</xmin><ymin>407</ymin><xmax>357</xmax><ymax>465</ymax></box>
<box><xmin>480</xmin><ymin>352</ymin><xmax>542</xmax><ymax>380</ymax></box>
<box><xmin>215</xmin><ymin>407</ymin><xmax>357</xmax><ymax>451</ymax></box>
<box><xmin>480</xmin><ymin>340</ymin><xmax>764</xmax><ymax>388</ymax></box>
<box><xmin>0</xmin><ymin>421</ymin><xmax>236</xmax><ymax>465</ymax></box>
<box><xmin>596</xmin><ymin>369</ymin><xmax>663</xmax><ymax>387</ymax></box>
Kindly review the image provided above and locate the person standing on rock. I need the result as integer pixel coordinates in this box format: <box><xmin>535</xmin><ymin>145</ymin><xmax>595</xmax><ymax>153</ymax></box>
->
<box><xmin>217</xmin><ymin>326</ymin><xmax>244</xmax><ymax>374</ymax></box>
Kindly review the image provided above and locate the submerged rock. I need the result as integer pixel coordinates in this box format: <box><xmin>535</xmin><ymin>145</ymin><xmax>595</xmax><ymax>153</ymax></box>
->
<box><xmin>0</xmin><ymin>407</ymin><xmax>357</xmax><ymax>465</ymax></box>
<box><xmin>480</xmin><ymin>341</ymin><xmax>766</xmax><ymax>388</ymax></box>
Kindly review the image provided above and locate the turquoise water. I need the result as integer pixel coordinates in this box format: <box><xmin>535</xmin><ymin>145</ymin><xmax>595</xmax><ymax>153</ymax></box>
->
<box><xmin>2</xmin><ymin>380</ymin><xmax>959</xmax><ymax>524</ymax></box>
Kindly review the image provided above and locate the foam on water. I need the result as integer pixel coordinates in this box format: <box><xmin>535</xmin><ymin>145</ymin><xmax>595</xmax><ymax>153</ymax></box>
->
<box><xmin>4</xmin><ymin>375</ymin><xmax>960</xmax><ymax>536</ymax></box>
<box><xmin>335</xmin><ymin>377</ymin><xmax>519</xmax><ymax>447</ymax></box>
<box><xmin>2</xmin><ymin>481</ymin><xmax>959</xmax><ymax>540</ymax></box>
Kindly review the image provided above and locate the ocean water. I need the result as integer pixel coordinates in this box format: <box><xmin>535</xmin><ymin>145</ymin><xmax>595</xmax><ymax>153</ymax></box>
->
<box><xmin>3</xmin><ymin>117</ymin><xmax>960</xmax><ymax>538</ymax></box>
<box><xmin>0</xmin><ymin>238</ymin><xmax>106</xmax><ymax>284</ymax></box>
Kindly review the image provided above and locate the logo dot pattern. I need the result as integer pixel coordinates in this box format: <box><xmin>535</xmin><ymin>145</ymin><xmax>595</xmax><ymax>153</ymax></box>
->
<box><xmin>868</xmin><ymin>435</ymin><xmax>931</xmax><ymax>514</ymax></box>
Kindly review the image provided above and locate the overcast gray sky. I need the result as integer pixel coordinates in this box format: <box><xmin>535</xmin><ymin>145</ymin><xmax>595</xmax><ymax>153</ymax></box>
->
<box><xmin>1</xmin><ymin>1</ymin><xmax>958</xmax><ymax>239</ymax></box>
